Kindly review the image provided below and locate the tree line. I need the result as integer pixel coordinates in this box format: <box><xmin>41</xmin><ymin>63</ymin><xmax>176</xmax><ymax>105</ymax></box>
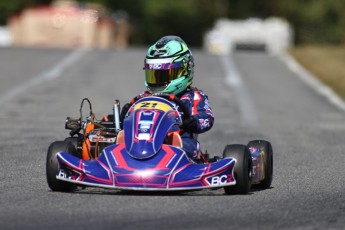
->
<box><xmin>1</xmin><ymin>0</ymin><xmax>344</xmax><ymax>46</ymax></box>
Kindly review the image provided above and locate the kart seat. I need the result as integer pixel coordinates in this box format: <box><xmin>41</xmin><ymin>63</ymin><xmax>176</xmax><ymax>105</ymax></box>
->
<box><xmin>116</xmin><ymin>130</ymin><xmax>124</xmax><ymax>144</ymax></box>
<box><xmin>166</xmin><ymin>132</ymin><xmax>183</xmax><ymax>148</ymax></box>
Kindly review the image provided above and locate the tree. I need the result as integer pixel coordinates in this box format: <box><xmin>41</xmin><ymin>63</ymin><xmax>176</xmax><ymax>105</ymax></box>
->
<box><xmin>1</xmin><ymin>0</ymin><xmax>344</xmax><ymax>45</ymax></box>
<box><xmin>0</xmin><ymin>0</ymin><xmax>52</xmax><ymax>24</ymax></box>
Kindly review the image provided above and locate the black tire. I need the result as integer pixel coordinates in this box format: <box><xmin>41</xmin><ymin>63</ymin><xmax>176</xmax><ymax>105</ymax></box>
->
<box><xmin>247</xmin><ymin>140</ymin><xmax>273</xmax><ymax>189</ymax></box>
<box><xmin>64</xmin><ymin>137</ymin><xmax>81</xmax><ymax>158</ymax></box>
<box><xmin>46</xmin><ymin>141</ymin><xmax>77</xmax><ymax>192</ymax></box>
<box><xmin>223</xmin><ymin>144</ymin><xmax>252</xmax><ymax>195</ymax></box>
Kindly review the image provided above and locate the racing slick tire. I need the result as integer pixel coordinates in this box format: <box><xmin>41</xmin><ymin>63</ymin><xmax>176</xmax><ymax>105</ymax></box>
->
<box><xmin>247</xmin><ymin>140</ymin><xmax>273</xmax><ymax>189</ymax></box>
<box><xmin>64</xmin><ymin>137</ymin><xmax>81</xmax><ymax>158</ymax></box>
<box><xmin>46</xmin><ymin>141</ymin><xmax>77</xmax><ymax>192</ymax></box>
<box><xmin>223</xmin><ymin>144</ymin><xmax>252</xmax><ymax>195</ymax></box>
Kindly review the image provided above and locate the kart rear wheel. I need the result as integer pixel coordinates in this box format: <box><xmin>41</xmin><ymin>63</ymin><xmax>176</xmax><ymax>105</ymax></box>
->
<box><xmin>223</xmin><ymin>144</ymin><xmax>252</xmax><ymax>195</ymax></box>
<box><xmin>46</xmin><ymin>141</ymin><xmax>77</xmax><ymax>192</ymax></box>
<box><xmin>247</xmin><ymin>140</ymin><xmax>273</xmax><ymax>189</ymax></box>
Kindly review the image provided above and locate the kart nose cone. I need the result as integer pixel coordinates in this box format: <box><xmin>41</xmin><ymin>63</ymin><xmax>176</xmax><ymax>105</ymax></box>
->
<box><xmin>127</xmin><ymin>143</ymin><xmax>158</xmax><ymax>159</ymax></box>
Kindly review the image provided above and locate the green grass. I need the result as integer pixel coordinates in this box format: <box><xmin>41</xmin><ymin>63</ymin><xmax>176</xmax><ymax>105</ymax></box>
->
<box><xmin>289</xmin><ymin>45</ymin><xmax>345</xmax><ymax>100</ymax></box>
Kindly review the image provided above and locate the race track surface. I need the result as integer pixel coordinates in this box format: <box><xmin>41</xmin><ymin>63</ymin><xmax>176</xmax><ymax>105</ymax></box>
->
<box><xmin>1</xmin><ymin>47</ymin><xmax>344</xmax><ymax>230</ymax></box>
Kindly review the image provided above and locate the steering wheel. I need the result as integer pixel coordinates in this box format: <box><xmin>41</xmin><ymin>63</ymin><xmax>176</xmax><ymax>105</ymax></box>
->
<box><xmin>130</xmin><ymin>93</ymin><xmax>191</xmax><ymax>121</ymax></box>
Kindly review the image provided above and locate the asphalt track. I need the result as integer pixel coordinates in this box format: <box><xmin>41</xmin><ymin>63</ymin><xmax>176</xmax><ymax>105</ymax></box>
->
<box><xmin>0</xmin><ymin>47</ymin><xmax>345</xmax><ymax>230</ymax></box>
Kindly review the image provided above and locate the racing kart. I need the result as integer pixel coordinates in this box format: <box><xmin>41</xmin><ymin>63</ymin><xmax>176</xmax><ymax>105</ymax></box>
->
<box><xmin>46</xmin><ymin>94</ymin><xmax>273</xmax><ymax>194</ymax></box>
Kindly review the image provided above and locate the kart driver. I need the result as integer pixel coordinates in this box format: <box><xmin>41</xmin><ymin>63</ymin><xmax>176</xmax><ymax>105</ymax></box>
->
<box><xmin>111</xmin><ymin>36</ymin><xmax>214</xmax><ymax>160</ymax></box>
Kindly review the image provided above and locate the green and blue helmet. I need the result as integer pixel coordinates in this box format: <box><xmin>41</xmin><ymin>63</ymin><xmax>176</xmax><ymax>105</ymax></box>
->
<box><xmin>144</xmin><ymin>36</ymin><xmax>194</xmax><ymax>95</ymax></box>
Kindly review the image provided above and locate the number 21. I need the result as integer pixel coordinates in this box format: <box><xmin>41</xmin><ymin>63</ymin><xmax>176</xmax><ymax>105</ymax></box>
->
<box><xmin>140</xmin><ymin>102</ymin><xmax>158</xmax><ymax>108</ymax></box>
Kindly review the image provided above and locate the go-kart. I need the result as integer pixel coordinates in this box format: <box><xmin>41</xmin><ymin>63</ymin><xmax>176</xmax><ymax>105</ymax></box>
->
<box><xmin>46</xmin><ymin>94</ymin><xmax>273</xmax><ymax>194</ymax></box>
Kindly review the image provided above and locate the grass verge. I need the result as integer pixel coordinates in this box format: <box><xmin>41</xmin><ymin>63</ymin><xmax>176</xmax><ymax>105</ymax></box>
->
<box><xmin>289</xmin><ymin>45</ymin><xmax>345</xmax><ymax>100</ymax></box>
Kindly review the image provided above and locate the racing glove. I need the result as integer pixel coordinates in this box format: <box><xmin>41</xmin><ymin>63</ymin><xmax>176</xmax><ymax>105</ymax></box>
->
<box><xmin>180</xmin><ymin>117</ymin><xmax>198</xmax><ymax>133</ymax></box>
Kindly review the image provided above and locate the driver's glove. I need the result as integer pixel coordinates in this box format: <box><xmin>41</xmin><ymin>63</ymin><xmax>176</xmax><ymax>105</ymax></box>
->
<box><xmin>180</xmin><ymin>117</ymin><xmax>198</xmax><ymax>133</ymax></box>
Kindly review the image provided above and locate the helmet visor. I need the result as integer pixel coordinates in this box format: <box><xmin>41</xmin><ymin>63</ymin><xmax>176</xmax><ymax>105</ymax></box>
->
<box><xmin>145</xmin><ymin>67</ymin><xmax>186</xmax><ymax>85</ymax></box>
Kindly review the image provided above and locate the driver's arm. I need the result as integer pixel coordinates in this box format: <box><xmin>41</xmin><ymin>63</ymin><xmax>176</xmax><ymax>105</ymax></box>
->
<box><xmin>180</xmin><ymin>90</ymin><xmax>214</xmax><ymax>134</ymax></box>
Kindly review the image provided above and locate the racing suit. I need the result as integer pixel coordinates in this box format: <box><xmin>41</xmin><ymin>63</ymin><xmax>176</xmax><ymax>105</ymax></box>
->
<box><xmin>176</xmin><ymin>87</ymin><xmax>214</xmax><ymax>159</ymax></box>
<box><xmin>107</xmin><ymin>87</ymin><xmax>214</xmax><ymax>159</ymax></box>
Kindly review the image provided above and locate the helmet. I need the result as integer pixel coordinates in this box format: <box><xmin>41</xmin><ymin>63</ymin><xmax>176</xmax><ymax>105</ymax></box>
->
<box><xmin>144</xmin><ymin>36</ymin><xmax>194</xmax><ymax>95</ymax></box>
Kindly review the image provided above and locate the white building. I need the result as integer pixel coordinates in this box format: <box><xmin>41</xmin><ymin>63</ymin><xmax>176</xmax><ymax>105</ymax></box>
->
<box><xmin>0</xmin><ymin>26</ymin><xmax>10</xmax><ymax>47</ymax></box>
<box><xmin>204</xmin><ymin>17</ymin><xmax>294</xmax><ymax>55</ymax></box>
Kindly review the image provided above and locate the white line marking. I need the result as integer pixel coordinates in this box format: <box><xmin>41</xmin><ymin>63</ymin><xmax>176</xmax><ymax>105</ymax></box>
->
<box><xmin>280</xmin><ymin>52</ymin><xmax>345</xmax><ymax>112</ymax></box>
<box><xmin>0</xmin><ymin>48</ymin><xmax>88</xmax><ymax>105</ymax></box>
<box><xmin>219</xmin><ymin>54</ymin><xmax>258</xmax><ymax>125</ymax></box>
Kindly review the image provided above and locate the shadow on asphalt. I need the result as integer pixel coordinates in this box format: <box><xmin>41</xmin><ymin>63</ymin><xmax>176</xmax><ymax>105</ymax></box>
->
<box><xmin>56</xmin><ymin>186</ymin><xmax>274</xmax><ymax>196</ymax></box>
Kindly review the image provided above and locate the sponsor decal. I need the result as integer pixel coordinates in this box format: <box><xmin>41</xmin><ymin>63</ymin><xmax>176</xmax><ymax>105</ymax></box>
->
<box><xmin>58</xmin><ymin>170</ymin><xmax>67</xmax><ymax>178</ymax></box>
<box><xmin>154</xmin><ymin>49</ymin><xmax>167</xmax><ymax>56</ymax></box>
<box><xmin>138</xmin><ymin>133</ymin><xmax>150</xmax><ymax>140</ymax></box>
<box><xmin>140</xmin><ymin>121</ymin><xmax>151</xmax><ymax>127</ymax></box>
<box><xmin>199</xmin><ymin>118</ymin><xmax>210</xmax><ymax>129</ymax></box>
<box><xmin>149</xmin><ymin>63</ymin><xmax>163</xmax><ymax>69</ymax></box>
<box><xmin>140</xmin><ymin>128</ymin><xmax>148</xmax><ymax>133</ymax></box>
<box><xmin>58</xmin><ymin>169</ymin><xmax>79</xmax><ymax>180</ymax></box>
<box><xmin>210</xmin><ymin>175</ymin><xmax>228</xmax><ymax>185</ymax></box>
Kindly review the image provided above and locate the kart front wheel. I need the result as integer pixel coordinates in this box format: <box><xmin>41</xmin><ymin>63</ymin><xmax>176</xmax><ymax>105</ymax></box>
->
<box><xmin>64</xmin><ymin>137</ymin><xmax>81</xmax><ymax>158</ymax></box>
<box><xmin>223</xmin><ymin>144</ymin><xmax>252</xmax><ymax>195</ymax></box>
<box><xmin>46</xmin><ymin>141</ymin><xmax>77</xmax><ymax>192</ymax></box>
